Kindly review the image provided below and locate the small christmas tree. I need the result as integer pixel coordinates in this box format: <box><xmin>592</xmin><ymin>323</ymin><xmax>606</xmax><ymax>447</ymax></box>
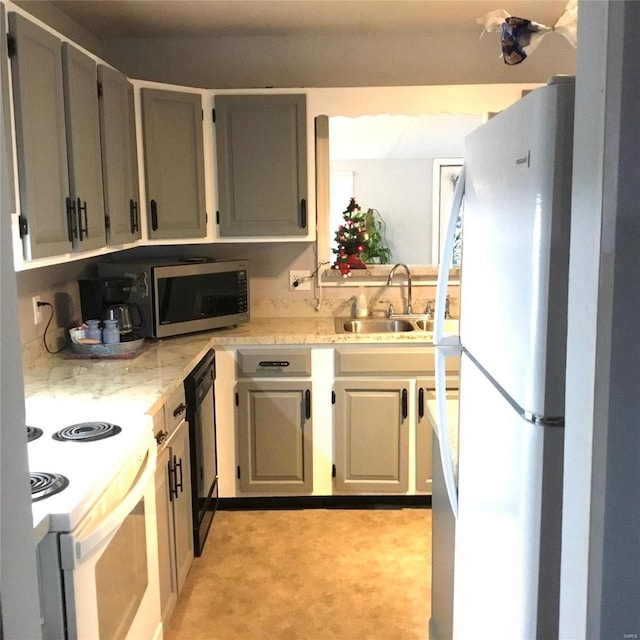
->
<box><xmin>332</xmin><ymin>197</ymin><xmax>368</xmax><ymax>277</ymax></box>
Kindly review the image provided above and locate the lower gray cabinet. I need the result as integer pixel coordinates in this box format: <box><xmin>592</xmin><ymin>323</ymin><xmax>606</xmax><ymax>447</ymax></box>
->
<box><xmin>415</xmin><ymin>380</ymin><xmax>434</xmax><ymax>493</ymax></box>
<box><xmin>333</xmin><ymin>379</ymin><xmax>410</xmax><ymax>493</ymax></box>
<box><xmin>155</xmin><ymin>418</ymin><xmax>193</xmax><ymax>624</ymax></box>
<box><xmin>236</xmin><ymin>380</ymin><xmax>313</xmax><ymax>493</ymax></box>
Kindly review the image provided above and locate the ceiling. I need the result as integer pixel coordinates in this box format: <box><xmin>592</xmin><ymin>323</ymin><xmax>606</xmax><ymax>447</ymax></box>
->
<box><xmin>46</xmin><ymin>0</ymin><xmax>571</xmax><ymax>39</ymax></box>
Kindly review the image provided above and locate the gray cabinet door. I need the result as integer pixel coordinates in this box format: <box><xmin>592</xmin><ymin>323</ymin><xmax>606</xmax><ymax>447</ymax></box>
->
<box><xmin>237</xmin><ymin>380</ymin><xmax>313</xmax><ymax>493</ymax></box>
<box><xmin>9</xmin><ymin>12</ymin><xmax>71</xmax><ymax>258</ymax></box>
<box><xmin>141</xmin><ymin>88</ymin><xmax>206</xmax><ymax>239</ymax></box>
<box><xmin>334</xmin><ymin>379</ymin><xmax>410</xmax><ymax>493</ymax></box>
<box><xmin>0</xmin><ymin>9</ymin><xmax>15</xmax><ymax>218</ymax></box>
<box><xmin>155</xmin><ymin>446</ymin><xmax>178</xmax><ymax>626</ymax></box>
<box><xmin>98</xmin><ymin>65</ymin><xmax>140</xmax><ymax>245</ymax></box>
<box><xmin>61</xmin><ymin>42</ymin><xmax>106</xmax><ymax>251</ymax></box>
<box><xmin>215</xmin><ymin>94</ymin><xmax>308</xmax><ymax>237</ymax></box>
<box><xmin>170</xmin><ymin>420</ymin><xmax>194</xmax><ymax>593</ymax></box>
<box><xmin>415</xmin><ymin>380</ymin><xmax>434</xmax><ymax>493</ymax></box>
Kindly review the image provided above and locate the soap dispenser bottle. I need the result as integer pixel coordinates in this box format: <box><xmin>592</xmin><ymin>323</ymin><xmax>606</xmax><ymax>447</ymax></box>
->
<box><xmin>355</xmin><ymin>288</ymin><xmax>368</xmax><ymax>318</ymax></box>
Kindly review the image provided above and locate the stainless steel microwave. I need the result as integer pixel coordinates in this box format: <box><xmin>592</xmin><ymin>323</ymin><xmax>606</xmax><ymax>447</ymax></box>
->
<box><xmin>97</xmin><ymin>259</ymin><xmax>249</xmax><ymax>338</ymax></box>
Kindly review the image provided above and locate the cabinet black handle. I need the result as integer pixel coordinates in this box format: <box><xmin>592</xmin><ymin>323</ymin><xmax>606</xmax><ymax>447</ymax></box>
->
<box><xmin>175</xmin><ymin>456</ymin><xmax>184</xmax><ymax>494</ymax></box>
<box><xmin>155</xmin><ymin>429</ymin><xmax>168</xmax><ymax>446</ymax></box>
<box><xmin>258</xmin><ymin>361</ymin><xmax>290</xmax><ymax>368</ymax></box>
<box><xmin>173</xmin><ymin>402</ymin><xmax>187</xmax><ymax>417</ymax></box>
<box><xmin>402</xmin><ymin>388</ymin><xmax>408</xmax><ymax>420</ymax></box>
<box><xmin>77</xmin><ymin>198</ymin><xmax>88</xmax><ymax>240</ymax></box>
<box><xmin>169</xmin><ymin>457</ymin><xmax>178</xmax><ymax>501</ymax></box>
<box><xmin>134</xmin><ymin>201</ymin><xmax>139</xmax><ymax>232</ymax></box>
<box><xmin>65</xmin><ymin>197</ymin><xmax>77</xmax><ymax>242</ymax></box>
<box><xmin>305</xmin><ymin>389</ymin><xmax>311</xmax><ymax>420</ymax></box>
<box><xmin>300</xmin><ymin>198</ymin><xmax>307</xmax><ymax>229</ymax></box>
<box><xmin>150</xmin><ymin>199</ymin><xmax>158</xmax><ymax>230</ymax></box>
<box><xmin>418</xmin><ymin>387</ymin><xmax>425</xmax><ymax>419</ymax></box>
<box><xmin>129</xmin><ymin>199</ymin><xmax>136</xmax><ymax>234</ymax></box>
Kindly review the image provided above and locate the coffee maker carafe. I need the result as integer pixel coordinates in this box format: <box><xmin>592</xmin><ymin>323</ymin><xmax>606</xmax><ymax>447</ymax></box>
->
<box><xmin>78</xmin><ymin>276</ymin><xmax>143</xmax><ymax>338</ymax></box>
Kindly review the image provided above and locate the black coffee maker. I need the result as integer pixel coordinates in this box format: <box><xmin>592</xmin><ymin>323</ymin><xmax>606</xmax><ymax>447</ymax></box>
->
<box><xmin>78</xmin><ymin>276</ymin><xmax>143</xmax><ymax>339</ymax></box>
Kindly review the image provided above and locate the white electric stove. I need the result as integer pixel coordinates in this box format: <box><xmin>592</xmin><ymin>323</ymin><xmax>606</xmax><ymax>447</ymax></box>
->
<box><xmin>26</xmin><ymin>414</ymin><xmax>162</xmax><ymax>640</ymax></box>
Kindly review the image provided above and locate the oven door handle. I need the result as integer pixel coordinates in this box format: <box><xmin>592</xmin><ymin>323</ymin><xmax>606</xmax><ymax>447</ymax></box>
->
<box><xmin>60</xmin><ymin>441</ymin><xmax>157</xmax><ymax>568</ymax></box>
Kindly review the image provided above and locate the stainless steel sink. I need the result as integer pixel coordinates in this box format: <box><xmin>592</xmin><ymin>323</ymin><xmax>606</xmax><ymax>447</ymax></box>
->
<box><xmin>335</xmin><ymin>318</ymin><xmax>415</xmax><ymax>334</ymax></box>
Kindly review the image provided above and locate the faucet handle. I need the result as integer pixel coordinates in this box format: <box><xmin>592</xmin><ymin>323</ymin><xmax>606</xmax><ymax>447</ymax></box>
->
<box><xmin>387</xmin><ymin>302</ymin><xmax>395</xmax><ymax>317</ymax></box>
<box><xmin>425</xmin><ymin>300</ymin><xmax>435</xmax><ymax>317</ymax></box>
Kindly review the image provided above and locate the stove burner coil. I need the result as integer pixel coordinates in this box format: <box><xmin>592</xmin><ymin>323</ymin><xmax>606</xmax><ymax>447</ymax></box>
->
<box><xmin>52</xmin><ymin>422</ymin><xmax>122</xmax><ymax>442</ymax></box>
<box><xmin>27</xmin><ymin>426</ymin><xmax>43</xmax><ymax>442</ymax></box>
<box><xmin>30</xmin><ymin>472</ymin><xmax>69</xmax><ymax>501</ymax></box>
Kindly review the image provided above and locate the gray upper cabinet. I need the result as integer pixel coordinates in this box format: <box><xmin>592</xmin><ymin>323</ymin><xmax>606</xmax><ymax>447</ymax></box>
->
<box><xmin>97</xmin><ymin>65</ymin><xmax>140</xmax><ymax>245</ymax></box>
<box><xmin>0</xmin><ymin>9</ymin><xmax>15</xmax><ymax>218</ymax></box>
<box><xmin>141</xmin><ymin>88</ymin><xmax>206</xmax><ymax>240</ymax></box>
<box><xmin>9</xmin><ymin>13</ymin><xmax>72</xmax><ymax>258</ymax></box>
<box><xmin>61</xmin><ymin>43</ymin><xmax>106</xmax><ymax>252</ymax></box>
<box><xmin>215</xmin><ymin>94</ymin><xmax>308</xmax><ymax>237</ymax></box>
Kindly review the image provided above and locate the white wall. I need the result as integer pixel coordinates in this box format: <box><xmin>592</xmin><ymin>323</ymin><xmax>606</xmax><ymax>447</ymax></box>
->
<box><xmin>332</xmin><ymin>158</ymin><xmax>431</xmax><ymax>264</ymax></box>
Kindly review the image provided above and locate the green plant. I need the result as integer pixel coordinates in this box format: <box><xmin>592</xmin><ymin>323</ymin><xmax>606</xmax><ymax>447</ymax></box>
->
<box><xmin>361</xmin><ymin>208</ymin><xmax>391</xmax><ymax>264</ymax></box>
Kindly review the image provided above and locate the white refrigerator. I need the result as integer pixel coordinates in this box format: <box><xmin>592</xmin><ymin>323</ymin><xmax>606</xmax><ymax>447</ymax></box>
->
<box><xmin>431</xmin><ymin>76</ymin><xmax>575</xmax><ymax>640</ymax></box>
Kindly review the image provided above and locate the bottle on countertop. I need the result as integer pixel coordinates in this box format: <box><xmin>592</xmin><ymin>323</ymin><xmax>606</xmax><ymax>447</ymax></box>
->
<box><xmin>355</xmin><ymin>288</ymin><xmax>368</xmax><ymax>318</ymax></box>
<box><xmin>102</xmin><ymin>319</ymin><xmax>120</xmax><ymax>344</ymax></box>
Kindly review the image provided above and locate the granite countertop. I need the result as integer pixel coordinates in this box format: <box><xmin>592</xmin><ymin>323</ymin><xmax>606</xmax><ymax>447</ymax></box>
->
<box><xmin>23</xmin><ymin>317</ymin><xmax>434</xmax><ymax>426</ymax></box>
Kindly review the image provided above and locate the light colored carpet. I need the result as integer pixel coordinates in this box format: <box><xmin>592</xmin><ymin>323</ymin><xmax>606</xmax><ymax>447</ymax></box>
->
<box><xmin>166</xmin><ymin>508</ymin><xmax>432</xmax><ymax>640</ymax></box>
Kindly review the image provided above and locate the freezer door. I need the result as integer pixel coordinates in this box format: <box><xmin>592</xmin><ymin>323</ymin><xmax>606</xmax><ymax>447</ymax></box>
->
<box><xmin>453</xmin><ymin>353</ymin><xmax>563</xmax><ymax>639</ymax></box>
<box><xmin>460</xmin><ymin>79</ymin><xmax>574</xmax><ymax>418</ymax></box>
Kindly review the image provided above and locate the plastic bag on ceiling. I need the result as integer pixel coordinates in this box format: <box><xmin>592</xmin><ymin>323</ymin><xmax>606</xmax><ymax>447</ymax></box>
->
<box><xmin>479</xmin><ymin>0</ymin><xmax>577</xmax><ymax>65</ymax></box>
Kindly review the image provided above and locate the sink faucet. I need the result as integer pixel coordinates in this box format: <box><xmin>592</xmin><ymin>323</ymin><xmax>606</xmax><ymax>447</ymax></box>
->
<box><xmin>387</xmin><ymin>263</ymin><xmax>413</xmax><ymax>315</ymax></box>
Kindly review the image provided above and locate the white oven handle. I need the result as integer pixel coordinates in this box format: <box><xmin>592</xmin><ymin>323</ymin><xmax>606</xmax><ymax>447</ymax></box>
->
<box><xmin>64</xmin><ymin>440</ymin><xmax>157</xmax><ymax>567</ymax></box>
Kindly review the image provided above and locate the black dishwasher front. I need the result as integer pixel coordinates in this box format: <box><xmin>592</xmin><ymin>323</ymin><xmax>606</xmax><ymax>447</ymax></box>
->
<box><xmin>184</xmin><ymin>349</ymin><xmax>218</xmax><ymax>556</ymax></box>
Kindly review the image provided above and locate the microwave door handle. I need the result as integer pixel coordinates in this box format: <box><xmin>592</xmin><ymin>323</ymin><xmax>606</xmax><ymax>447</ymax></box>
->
<box><xmin>59</xmin><ymin>442</ymin><xmax>157</xmax><ymax>569</ymax></box>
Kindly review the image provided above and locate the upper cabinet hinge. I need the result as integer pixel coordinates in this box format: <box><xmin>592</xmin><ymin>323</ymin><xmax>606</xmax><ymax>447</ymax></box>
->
<box><xmin>235</xmin><ymin>391</ymin><xmax>239</xmax><ymax>407</ymax></box>
<box><xmin>97</xmin><ymin>81</ymin><xmax>103</xmax><ymax>98</ymax></box>
<box><xmin>216</xmin><ymin>210</ymin><xmax>220</xmax><ymax>225</ymax></box>
<box><xmin>17</xmin><ymin>214</ymin><xmax>28</xmax><ymax>238</ymax></box>
<box><xmin>212</xmin><ymin>108</ymin><xmax>216</xmax><ymax>123</ymax></box>
<box><xmin>201</xmin><ymin>109</ymin><xmax>204</xmax><ymax>121</ymax></box>
<box><xmin>7</xmin><ymin>34</ymin><xmax>16</xmax><ymax>58</ymax></box>
<box><xmin>332</xmin><ymin>464</ymin><xmax>336</xmax><ymax>478</ymax></box>
<box><xmin>331</xmin><ymin>390</ymin><xmax>336</xmax><ymax>404</ymax></box>
<box><xmin>236</xmin><ymin>465</ymin><xmax>241</xmax><ymax>480</ymax></box>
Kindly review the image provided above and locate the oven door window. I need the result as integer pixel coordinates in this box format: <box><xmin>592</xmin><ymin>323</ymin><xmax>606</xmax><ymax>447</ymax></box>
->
<box><xmin>95</xmin><ymin>498</ymin><xmax>148</xmax><ymax>640</ymax></box>
<box><xmin>156</xmin><ymin>271</ymin><xmax>245</xmax><ymax>323</ymax></box>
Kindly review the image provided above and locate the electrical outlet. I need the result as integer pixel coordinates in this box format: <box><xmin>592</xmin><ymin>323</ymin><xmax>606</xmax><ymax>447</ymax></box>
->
<box><xmin>32</xmin><ymin>295</ymin><xmax>43</xmax><ymax>325</ymax></box>
<box><xmin>289</xmin><ymin>270</ymin><xmax>312</xmax><ymax>291</ymax></box>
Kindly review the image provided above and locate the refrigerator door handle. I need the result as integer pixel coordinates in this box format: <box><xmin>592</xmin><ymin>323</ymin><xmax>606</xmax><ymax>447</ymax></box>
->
<box><xmin>435</xmin><ymin>345</ymin><xmax>459</xmax><ymax>519</ymax></box>
<box><xmin>433</xmin><ymin>166</ymin><xmax>465</xmax><ymax>519</ymax></box>
<box><xmin>434</xmin><ymin>164</ymin><xmax>465</xmax><ymax>348</ymax></box>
